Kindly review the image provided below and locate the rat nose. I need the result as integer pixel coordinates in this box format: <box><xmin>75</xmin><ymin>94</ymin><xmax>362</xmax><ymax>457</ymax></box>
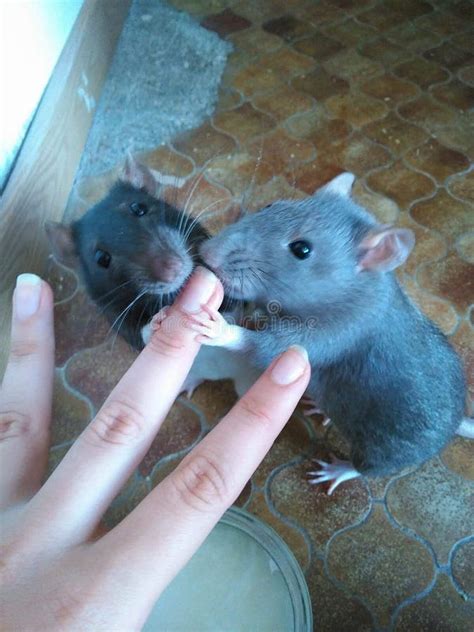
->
<box><xmin>150</xmin><ymin>255</ymin><xmax>183</xmax><ymax>283</ymax></box>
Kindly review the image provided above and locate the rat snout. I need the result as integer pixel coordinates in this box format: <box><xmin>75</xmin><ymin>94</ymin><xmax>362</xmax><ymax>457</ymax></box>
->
<box><xmin>199</xmin><ymin>239</ymin><xmax>222</xmax><ymax>272</ymax></box>
<box><xmin>150</xmin><ymin>254</ymin><xmax>183</xmax><ymax>283</ymax></box>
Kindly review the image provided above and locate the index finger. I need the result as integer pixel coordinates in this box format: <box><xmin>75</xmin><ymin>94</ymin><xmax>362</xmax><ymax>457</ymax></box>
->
<box><xmin>26</xmin><ymin>267</ymin><xmax>223</xmax><ymax>547</ymax></box>
<box><xmin>101</xmin><ymin>345</ymin><xmax>310</xmax><ymax>605</ymax></box>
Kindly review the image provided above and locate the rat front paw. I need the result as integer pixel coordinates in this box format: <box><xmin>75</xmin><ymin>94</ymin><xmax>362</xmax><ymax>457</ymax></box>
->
<box><xmin>307</xmin><ymin>455</ymin><xmax>360</xmax><ymax>495</ymax></box>
<box><xmin>189</xmin><ymin>306</ymin><xmax>244</xmax><ymax>349</ymax></box>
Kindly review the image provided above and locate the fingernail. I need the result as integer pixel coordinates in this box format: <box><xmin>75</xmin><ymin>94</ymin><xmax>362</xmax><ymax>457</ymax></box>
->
<box><xmin>179</xmin><ymin>266</ymin><xmax>217</xmax><ymax>314</ymax></box>
<box><xmin>271</xmin><ymin>345</ymin><xmax>308</xmax><ymax>386</ymax></box>
<box><xmin>15</xmin><ymin>274</ymin><xmax>43</xmax><ymax>320</ymax></box>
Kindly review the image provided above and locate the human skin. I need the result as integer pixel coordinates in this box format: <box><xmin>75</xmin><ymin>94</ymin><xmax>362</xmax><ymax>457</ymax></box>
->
<box><xmin>0</xmin><ymin>267</ymin><xmax>310</xmax><ymax>630</ymax></box>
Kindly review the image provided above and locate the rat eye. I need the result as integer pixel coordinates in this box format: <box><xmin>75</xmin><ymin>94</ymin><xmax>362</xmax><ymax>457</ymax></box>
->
<box><xmin>130</xmin><ymin>202</ymin><xmax>148</xmax><ymax>216</ymax></box>
<box><xmin>289</xmin><ymin>240</ymin><xmax>312</xmax><ymax>260</ymax></box>
<box><xmin>95</xmin><ymin>249</ymin><xmax>111</xmax><ymax>268</ymax></box>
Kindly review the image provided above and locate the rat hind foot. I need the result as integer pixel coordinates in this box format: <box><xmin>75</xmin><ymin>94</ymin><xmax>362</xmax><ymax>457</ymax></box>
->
<box><xmin>308</xmin><ymin>455</ymin><xmax>360</xmax><ymax>495</ymax></box>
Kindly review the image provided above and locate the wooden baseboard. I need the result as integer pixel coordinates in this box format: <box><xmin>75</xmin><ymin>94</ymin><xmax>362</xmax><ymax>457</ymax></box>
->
<box><xmin>0</xmin><ymin>0</ymin><xmax>132</xmax><ymax>373</ymax></box>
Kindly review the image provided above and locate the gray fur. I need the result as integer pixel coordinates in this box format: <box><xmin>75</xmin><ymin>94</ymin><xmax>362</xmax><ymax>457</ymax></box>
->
<box><xmin>200</xmin><ymin>175</ymin><xmax>466</xmax><ymax>477</ymax></box>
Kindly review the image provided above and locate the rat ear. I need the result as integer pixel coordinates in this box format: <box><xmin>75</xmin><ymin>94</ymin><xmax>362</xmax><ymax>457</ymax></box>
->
<box><xmin>320</xmin><ymin>172</ymin><xmax>355</xmax><ymax>198</ymax></box>
<box><xmin>121</xmin><ymin>152</ymin><xmax>157</xmax><ymax>196</ymax></box>
<box><xmin>45</xmin><ymin>221</ymin><xmax>78</xmax><ymax>267</ymax></box>
<box><xmin>358</xmin><ymin>226</ymin><xmax>415</xmax><ymax>273</ymax></box>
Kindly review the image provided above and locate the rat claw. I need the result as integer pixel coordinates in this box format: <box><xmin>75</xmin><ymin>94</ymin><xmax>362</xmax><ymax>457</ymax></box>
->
<box><xmin>307</xmin><ymin>456</ymin><xmax>360</xmax><ymax>494</ymax></box>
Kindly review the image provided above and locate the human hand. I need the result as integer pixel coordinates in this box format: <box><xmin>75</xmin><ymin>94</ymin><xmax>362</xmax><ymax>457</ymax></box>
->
<box><xmin>0</xmin><ymin>268</ymin><xmax>310</xmax><ymax>630</ymax></box>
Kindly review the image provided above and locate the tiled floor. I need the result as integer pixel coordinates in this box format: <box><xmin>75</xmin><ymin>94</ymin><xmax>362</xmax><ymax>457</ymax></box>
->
<box><xmin>48</xmin><ymin>0</ymin><xmax>473</xmax><ymax>629</ymax></box>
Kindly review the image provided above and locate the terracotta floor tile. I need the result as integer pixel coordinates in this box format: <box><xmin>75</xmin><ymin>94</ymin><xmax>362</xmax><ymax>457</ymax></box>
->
<box><xmin>431</xmin><ymin>79</ymin><xmax>474</xmax><ymax>112</ymax></box>
<box><xmin>244</xmin><ymin>175</ymin><xmax>307</xmax><ymax>211</ymax></box>
<box><xmin>357</xmin><ymin>5</ymin><xmax>405</xmax><ymax>31</ymax></box>
<box><xmin>292</xmin><ymin>67</ymin><xmax>350</xmax><ymax>101</ymax></box>
<box><xmin>188</xmin><ymin>380</ymin><xmax>238</xmax><ymax>426</ymax></box>
<box><xmin>416</xmin><ymin>10</ymin><xmax>468</xmax><ymax>36</ymax></box>
<box><xmin>65</xmin><ymin>337</ymin><xmax>138</xmax><ymax>410</ymax></box>
<box><xmin>162</xmin><ymin>173</ymin><xmax>232</xmax><ymax>217</ymax></box>
<box><xmin>246</xmin><ymin>494</ymin><xmax>310</xmax><ymax>570</ymax></box>
<box><xmin>325</xmin><ymin>92</ymin><xmax>388</xmax><ymax>127</ymax></box>
<box><xmin>253</xmin><ymin>414</ymin><xmax>313</xmax><ymax>487</ymax></box>
<box><xmin>352</xmin><ymin>180</ymin><xmax>400</xmax><ymax>223</ymax></box>
<box><xmin>398</xmin><ymin>95</ymin><xmax>458</xmax><ymax>133</ymax></box>
<box><xmin>405</xmin><ymin>140</ymin><xmax>470</xmax><ymax>184</ymax></box>
<box><xmin>364</xmin><ymin>112</ymin><xmax>429</xmax><ymax>156</ymax></box>
<box><xmin>328</xmin><ymin>505</ymin><xmax>434</xmax><ymax>628</ymax></box>
<box><xmin>451</xmin><ymin>28</ymin><xmax>474</xmax><ymax>53</ymax></box>
<box><xmin>441</xmin><ymin>436</ymin><xmax>474</xmax><ymax>480</ymax></box>
<box><xmin>410</xmin><ymin>189</ymin><xmax>473</xmax><ymax>241</ymax></box>
<box><xmin>201</xmin><ymin>8</ymin><xmax>251</xmax><ymax>37</ymax></box>
<box><xmin>329</xmin><ymin>0</ymin><xmax>375</xmax><ymax>10</ymax></box>
<box><xmin>216</xmin><ymin>86</ymin><xmax>243</xmax><ymax>112</ymax></box>
<box><xmin>455</xmin><ymin>232</ymin><xmax>474</xmax><ymax>264</ymax></box>
<box><xmin>51</xmin><ymin>374</ymin><xmax>91</xmax><ymax>447</ymax></box>
<box><xmin>206</xmin><ymin>151</ymin><xmax>274</xmax><ymax>197</ymax></box>
<box><xmin>139</xmin><ymin>145</ymin><xmax>195</xmax><ymax>177</ymax></box>
<box><xmin>258</xmin><ymin>46</ymin><xmax>316</xmax><ymax>82</ymax></box>
<box><xmin>361</xmin><ymin>73</ymin><xmax>419</xmax><ymax>105</ymax></box>
<box><xmin>287</xmin><ymin>103</ymin><xmax>330</xmax><ymax>135</ymax></box>
<box><xmin>386</xmin><ymin>21</ymin><xmax>443</xmax><ymax>53</ymax></box>
<box><xmin>292</xmin><ymin>32</ymin><xmax>343</xmax><ymax>61</ymax></box>
<box><xmin>270</xmin><ymin>457</ymin><xmax>370</xmax><ymax>554</ymax></box>
<box><xmin>202</xmin><ymin>203</ymin><xmax>243</xmax><ymax>234</ymax></box>
<box><xmin>252</xmin><ymin>86</ymin><xmax>314</xmax><ymax>121</ymax></box>
<box><xmin>448</xmin><ymin>0</ymin><xmax>474</xmax><ymax>20</ymax></box>
<box><xmin>228</xmin><ymin>26</ymin><xmax>283</xmax><ymax>55</ymax></box>
<box><xmin>367</xmin><ymin>161</ymin><xmax>434</xmax><ymax>208</ymax></box>
<box><xmin>448</xmin><ymin>170</ymin><xmax>474</xmax><ymax>203</ymax></box>
<box><xmin>449</xmin><ymin>321</ymin><xmax>474</xmax><ymax>401</ymax></box>
<box><xmin>295</xmin><ymin>1</ymin><xmax>345</xmax><ymax>26</ymax></box>
<box><xmin>291</xmin><ymin>160</ymin><xmax>344</xmax><ymax>195</ymax></box>
<box><xmin>232</xmin><ymin>62</ymin><xmax>285</xmax><ymax>97</ymax></box>
<box><xmin>213</xmin><ymin>102</ymin><xmax>275</xmax><ymax>142</ymax></box>
<box><xmin>46</xmin><ymin>444</ymin><xmax>71</xmax><ymax>479</ymax></box>
<box><xmin>417</xmin><ymin>252</ymin><xmax>474</xmax><ymax>314</ymax></box>
<box><xmin>395</xmin><ymin>574</ymin><xmax>474</xmax><ymax>631</ymax></box>
<box><xmin>452</xmin><ymin>540</ymin><xmax>474</xmax><ymax>597</ymax></box>
<box><xmin>323</xmin><ymin>50</ymin><xmax>383</xmax><ymax>84</ymax></box>
<box><xmin>245</xmin><ymin>128</ymin><xmax>315</xmax><ymax>172</ymax></box>
<box><xmin>323</xmin><ymin>18</ymin><xmax>377</xmax><ymax>47</ymax></box>
<box><xmin>424</xmin><ymin>42</ymin><xmax>473</xmax><ymax>72</ymax></box>
<box><xmin>233</xmin><ymin>0</ymin><xmax>289</xmax><ymax>24</ymax></box>
<box><xmin>330</xmin><ymin>133</ymin><xmax>393</xmax><ymax>176</ymax></box>
<box><xmin>400</xmin><ymin>275</ymin><xmax>459</xmax><ymax>335</ymax></box>
<box><xmin>54</xmin><ymin>291</ymin><xmax>112</xmax><ymax>368</ymax></box>
<box><xmin>171</xmin><ymin>123</ymin><xmax>236</xmax><ymax>167</ymax></box>
<box><xmin>393</xmin><ymin>57</ymin><xmax>449</xmax><ymax>89</ymax></box>
<box><xmin>397</xmin><ymin>213</ymin><xmax>448</xmax><ymax>276</ymax></box>
<box><xmin>458</xmin><ymin>64</ymin><xmax>474</xmax><ymax>86</ymax></box>
<box><xmin>435</xmin><ymin>114</ymin><xmax>474</xmax><ymax>160</ymax></box>
<box><xmin>104</xmin><ymin>476</ymin><xmax>149</xmax><ymax>527</ymax></box>
<box><xmin>306</xmin><ymin>558</ymin><xmax>373</xmax><ymax>632</ymax></box>
<box><xmin>262</xmin><ymin>14</ymin><xmax>315</xmax><ymax>42</ymax></box>
<box><xmin>385</xmin><ymin>0</ymin><xmax>433</xmax><ymax>18</ymax></box>
<box><xmin>387</xmin><ymin>458</ymin><xmax>474</xmax><ymax>564</ymax></box>
<box><xmin>139</xmin><ymin>400</ymin><xmax>202</xmax><ymax>476</ymax></box>
<box><xmin>359</xmin><ymin>36</ymin><xmax>412</xmax><ymax>67</ymax></box>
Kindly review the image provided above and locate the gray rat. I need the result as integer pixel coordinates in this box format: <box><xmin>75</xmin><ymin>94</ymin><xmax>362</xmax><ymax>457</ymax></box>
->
<box><xmin>46</xmin><ymin>155</ymin><xmax>259</xmax><ymax>395</ymax></box>
<box><xmin>191</xmin><ymin>173</ymin><xmax>468</xmax><ymax>492</ymax></box>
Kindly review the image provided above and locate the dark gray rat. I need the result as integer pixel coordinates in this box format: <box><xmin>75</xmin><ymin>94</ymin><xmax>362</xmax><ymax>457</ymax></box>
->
<box><xmin>192</xmin><ymin>172</ymin><xmax>468</xmax><ymax>492</ymax></box>
<box><xmin>46</xmin><ymin>155</ymin><xmax>211</xmax><ymax>350</ymax></box>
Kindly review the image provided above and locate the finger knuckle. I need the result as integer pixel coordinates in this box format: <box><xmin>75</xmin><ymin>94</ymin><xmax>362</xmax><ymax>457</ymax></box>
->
<box><xmin>170</xmin><ymin>452</ymin><xmax>229</xmax><ymax>512</ymax></box>
<box><xmin>85</xmin><ymin>399</ymin><xmax>146</xmax><ymax>448</ymax></box>
<box><xmin>8</xmin><ymin>340</ymin><xmax>42</xmax><ymax>362</ymax></box>
<box><xmin>146</xmin><ymin>319</ymin><xmax>188</xmax><ymax>359</ymax></box>
<box><xmin>238</xmin><ymin>396</ymin><xmax>274</xmax><ymax>430</ymax></box>
<box><xmin>0</xmin><ymin>410</ymin><xmax>32</xmax><ymax>443</ymax></box>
